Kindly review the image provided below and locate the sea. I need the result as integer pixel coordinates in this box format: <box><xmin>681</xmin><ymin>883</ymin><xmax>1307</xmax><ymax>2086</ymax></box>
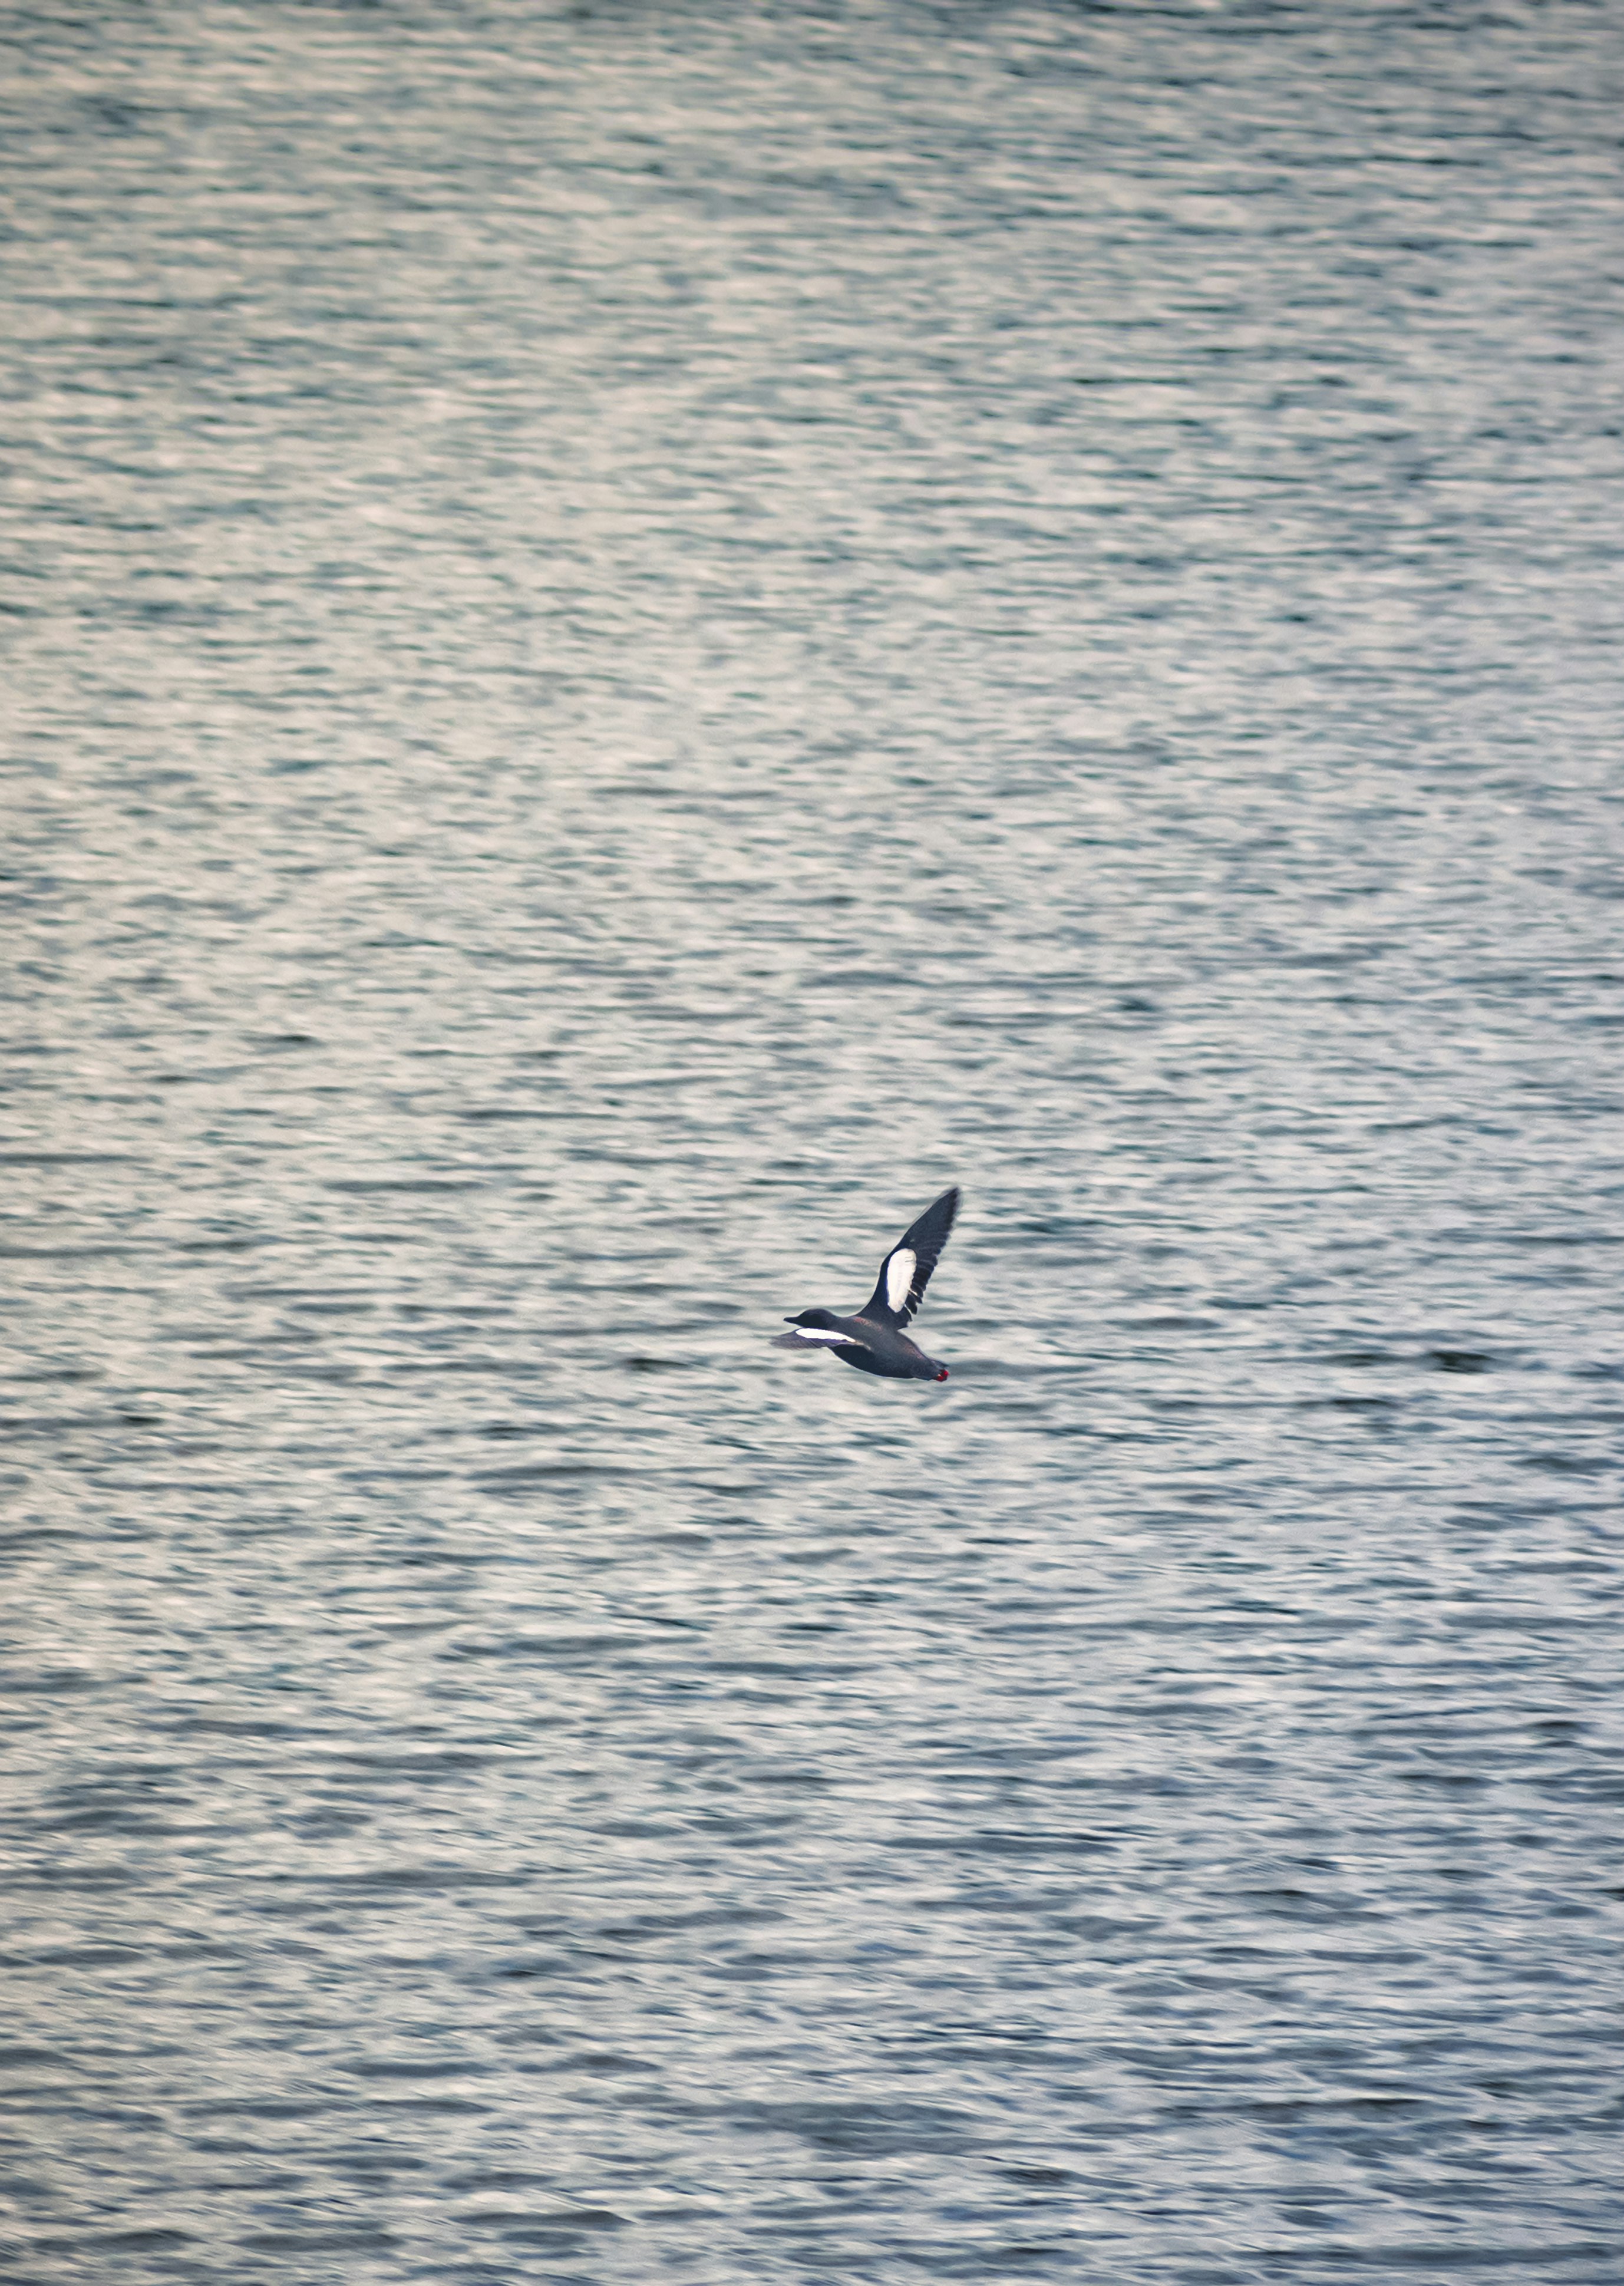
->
<box><xmin>4</xmin><ymin>2</ymin><xmax>1622</xmax><ymax>2279</ymax></box>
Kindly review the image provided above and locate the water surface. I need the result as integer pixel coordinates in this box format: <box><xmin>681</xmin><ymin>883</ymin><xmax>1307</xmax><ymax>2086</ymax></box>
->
<box><xmin>4</xmin><ymin>2</ymin><xmax>1623</xmax><ymax>2279</ymax></box>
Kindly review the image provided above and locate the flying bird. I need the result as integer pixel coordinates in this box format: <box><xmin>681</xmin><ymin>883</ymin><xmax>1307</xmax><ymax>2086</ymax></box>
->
<box><xmin>773</xmin><ymin>1187</ymin><xmax>959</xmax><ymax>1382</ymax></box>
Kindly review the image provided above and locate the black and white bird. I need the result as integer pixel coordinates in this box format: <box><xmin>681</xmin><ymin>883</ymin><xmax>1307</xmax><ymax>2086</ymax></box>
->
<box><xmin>773</xmin><ymin>1187</ymin><xmax>959</xmax><ymax>1382</ymax></box>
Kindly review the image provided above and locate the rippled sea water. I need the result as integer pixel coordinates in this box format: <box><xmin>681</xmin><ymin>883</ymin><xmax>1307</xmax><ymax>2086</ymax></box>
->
<box><xmin>5</xmin><ymin>2</ymin><xmax>1623</xmax><ymax>2279</ymax></box>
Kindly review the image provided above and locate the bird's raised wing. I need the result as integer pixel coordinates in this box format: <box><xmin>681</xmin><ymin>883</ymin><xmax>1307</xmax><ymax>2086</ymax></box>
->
<box><xmin>861</xmin><ymin>1187</ymin><xmax>959</xmax><ymax>1328</ymax></box>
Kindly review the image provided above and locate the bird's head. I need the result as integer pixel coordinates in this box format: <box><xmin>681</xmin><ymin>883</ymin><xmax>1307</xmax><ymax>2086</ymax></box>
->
<box><xmin>785</xmin><ymin>1308</ymin><xmax>836</xmax><ymax>1330</ymax></box>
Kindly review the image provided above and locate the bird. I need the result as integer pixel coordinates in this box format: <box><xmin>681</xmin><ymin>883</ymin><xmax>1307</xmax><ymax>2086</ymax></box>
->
<box><xmin>772</xmin><ymin>1187</ymin><xmax>959</xmax><ymax>1382</ymax></box>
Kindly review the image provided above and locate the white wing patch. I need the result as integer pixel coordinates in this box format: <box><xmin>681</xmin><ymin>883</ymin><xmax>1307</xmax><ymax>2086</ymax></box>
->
<box><xmin>791</xmin><ymin>1328</ymin><xmax>856</xmax><ymax>1345</ymax></box>
<box><xmin>885</xmin><ymin>1248</ymin><xmax>916</xmax><ymax>1315</ymax></box>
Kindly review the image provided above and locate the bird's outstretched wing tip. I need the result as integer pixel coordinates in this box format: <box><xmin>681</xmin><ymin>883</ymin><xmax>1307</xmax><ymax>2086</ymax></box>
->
<box><xmin>866</xmin><ymin>1185</ymin><xmax>962</xmax><ymax>1325</ymax></box>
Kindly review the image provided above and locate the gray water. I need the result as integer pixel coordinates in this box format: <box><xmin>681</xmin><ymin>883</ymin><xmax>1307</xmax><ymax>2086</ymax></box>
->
<box><xmin>4</xmin><ymin>2</ymin><xmax>1623</xmax><ymax>2279</ymax></box>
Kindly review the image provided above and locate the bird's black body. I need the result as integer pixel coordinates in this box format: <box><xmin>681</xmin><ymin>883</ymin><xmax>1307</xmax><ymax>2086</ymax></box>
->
<box><xmin>772</xmin><ymin>1188</ymin><xmax>959</xmax><ymax>1382</ymax></box>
